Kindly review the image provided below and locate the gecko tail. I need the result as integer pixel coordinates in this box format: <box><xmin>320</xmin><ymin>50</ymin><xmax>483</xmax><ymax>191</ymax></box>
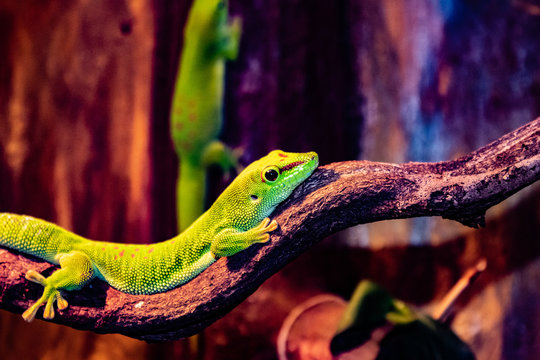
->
<box><xmin>0</xmin><ymin>213</ymin><xmax>81</xmax><ymax>262</ymax></box>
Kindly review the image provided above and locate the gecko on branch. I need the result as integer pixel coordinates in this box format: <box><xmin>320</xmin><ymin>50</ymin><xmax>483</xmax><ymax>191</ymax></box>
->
<box><xmin>0</xmin><ymin>150</ymin><xmax>318</xmax><ymax>323</ymax></box>
<box><xmin>0</xmin><ymin>118</ymin><xmax>538</xmax><ymax>340</ymax></box>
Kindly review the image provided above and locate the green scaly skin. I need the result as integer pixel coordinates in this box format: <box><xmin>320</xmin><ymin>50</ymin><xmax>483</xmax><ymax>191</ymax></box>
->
<box><xmin>170</xmin><ymin>0</ymin><xmax>241</xmax><ymax>231</ymax></box>
<box><xmin>0</xmin><ymin>150</ymin><xmax>318</xmax><ymax>322</ymax></box>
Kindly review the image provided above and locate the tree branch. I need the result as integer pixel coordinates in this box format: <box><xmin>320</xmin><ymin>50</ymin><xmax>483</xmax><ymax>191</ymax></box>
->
<box><xmin>1</xmin><ymin>118</ymin><xmax>539</xmax><ymax>341</ymax></box>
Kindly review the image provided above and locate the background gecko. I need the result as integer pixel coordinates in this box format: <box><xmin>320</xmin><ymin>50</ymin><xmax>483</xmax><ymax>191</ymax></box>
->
<box><xmin>0</xmin><ymin>150</ymin><xmax>318</xmax><ymax>322</ymax></box>
<box><xmin>170</xmin><ymin>0</ymin><xmax>242</xmax><ymax>231</ymax></box>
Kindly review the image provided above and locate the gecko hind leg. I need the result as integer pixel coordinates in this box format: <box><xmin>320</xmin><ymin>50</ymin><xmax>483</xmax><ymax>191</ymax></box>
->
<box><xmin>22</xmin><ymin>251</ymin><xmax>95</xmax><ymax>322</ymax></box>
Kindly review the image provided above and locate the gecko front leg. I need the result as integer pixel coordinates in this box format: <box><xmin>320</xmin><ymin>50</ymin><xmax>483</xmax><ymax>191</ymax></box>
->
<box><xmin>219</xmin><ymin>16</ymin><xmax>242</xmax><ymax>60</ymax></box>
<box><xmin>210</xmin><ymin>218</ymin><xmax>278</xmax><ymax>258</ymax></box>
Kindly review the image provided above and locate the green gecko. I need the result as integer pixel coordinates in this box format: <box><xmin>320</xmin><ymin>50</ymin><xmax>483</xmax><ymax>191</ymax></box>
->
<box><xmin>0</xmin><ymin>150</ymin><xmax>318</xmax><ymax>322</ymax></box>
<box><xmin>170</xmin><ymin>0</ymin><xmax>242</xmax><ymax>231</ymax></box>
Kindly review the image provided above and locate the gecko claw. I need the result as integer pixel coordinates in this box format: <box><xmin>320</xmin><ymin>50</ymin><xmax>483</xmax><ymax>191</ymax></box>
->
<box><xmin>21</xmin><ymin>304</ymin><xmax>40</xmax><ymax>322</ymax></box>
<box><xmin>256</xmin><ymin>234</ymin><xmax>270</xmax><ymax>243</ymax></box>
<box><xmin>56</xmin><ymin>293</ymin><xmax>69</xmax><ymax>310</ymax></box>
<box><xmin>267</xmin><ymin>219</ymin><xmax>278</xmax><ymax>232</ymax></box>
<box><xmin>43</xmin><ymin>302</ymin><xmax>55</xmax><ymax>320</ymax></box>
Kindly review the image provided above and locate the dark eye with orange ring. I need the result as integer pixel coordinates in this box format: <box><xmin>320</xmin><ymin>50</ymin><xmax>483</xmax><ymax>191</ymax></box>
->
<box><xmin>262</xmin><ymin>166</ymin><xmax>280</xmax><ymax>183</ymax></box>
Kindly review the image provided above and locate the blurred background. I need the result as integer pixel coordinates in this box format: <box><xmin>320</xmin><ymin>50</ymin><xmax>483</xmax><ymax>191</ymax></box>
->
<box><xmin>0</xmin><ymin>0</ymin><xmax>539</xmax><ymax>359</ymax></box>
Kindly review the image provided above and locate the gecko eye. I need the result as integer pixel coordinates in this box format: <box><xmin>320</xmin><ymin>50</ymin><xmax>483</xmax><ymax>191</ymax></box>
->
<box><xmin>250</xmin><ymin>194</ymin><xmax>259</xmax><ymax>201</ymax></box>
<box><xmin>262</xmin><ymin>166</ymin><xmax>280</xmax><ymax>183</ymax></box>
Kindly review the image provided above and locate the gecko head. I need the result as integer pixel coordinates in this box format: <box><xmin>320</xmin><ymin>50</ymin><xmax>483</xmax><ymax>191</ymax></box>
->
<box><xmin>221</xmin><ymin>150</ymin><xmax>319</xmax><ymax>228</ymax></box>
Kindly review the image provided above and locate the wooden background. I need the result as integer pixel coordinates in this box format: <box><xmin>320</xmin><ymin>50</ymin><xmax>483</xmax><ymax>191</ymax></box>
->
<box><xmin>0</xmin><ymin>0</ymin><xmax>539</xmax><ymax>359</ymax></box>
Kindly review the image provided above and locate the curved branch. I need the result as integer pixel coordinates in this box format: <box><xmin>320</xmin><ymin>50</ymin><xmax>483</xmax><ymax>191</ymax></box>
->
<box><xmin>1</xmin><ymin>118</ymin><xmax>539</xmax><ymax>341</ymax></box>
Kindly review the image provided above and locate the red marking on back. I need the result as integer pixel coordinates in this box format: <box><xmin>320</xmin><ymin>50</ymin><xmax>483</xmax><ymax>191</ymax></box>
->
<box><xmin>101</xmin><ymin>247</ymin><xmax>105</xmax><ymax>251</ymax></box>
<box><xmin>135</xmin><ymin>248</ymin><xmax>139</xmax><ymax>252</ymax></box>
<box><xmin>119</xmin><ymin>250</ymin><xmax>125</xmax><ymax>257</ymax></box>
<box><xmin>189</xmin><ymin>113</ymin><xmax>197</xmax><ymax>122</ymax></box>
<box><xmin>114</xmin><ymin>246</ymin><xmax>119</xmax><ymax>250</ymax></box>
<box><xmin>114</xmin><ymin>255</ymin><xmax>118</xmax><ymax>260</ymax></box>
<box><xmin>171</xmin><ymin>240</ymin><xmax>175</xmax><ymax>244</ymax></box>
<box><xmin>278</xmin><ymin>153</ymin><xmax>288</xmax><ymax>158</ymax></box>
<box><xmin>148</xmin><ymin>248</ymin><xmax>154</xmax><ymax>254</ymax></box>
<box><xmin>131</xmin><ymin>254</ymin><xmax>135</xmax><ymax>258</ymax></box>
<box><xmin>182</xmin><ymin>142</ymin><xmax>193</xmax><ymax>151</ymax></box>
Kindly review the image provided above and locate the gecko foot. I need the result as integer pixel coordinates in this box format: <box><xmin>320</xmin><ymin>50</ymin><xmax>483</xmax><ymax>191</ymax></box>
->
<box><xmin>22</xmin><ymin>285</ymin><xmax>65</xmax><ymax>322</ymax></box>
<box><xmin>250</xmin><ymin>218</ymin><xmax>278</xmax><ymax>243</ymax></box>
<box><xmin>20</xmin><ymin>252</ymin><xmax>94</xmax><ymax>322</ymax></box>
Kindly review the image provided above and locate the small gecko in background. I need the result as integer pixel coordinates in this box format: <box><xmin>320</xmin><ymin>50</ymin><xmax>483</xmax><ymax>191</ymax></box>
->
<box><xmin>170</xmin><ymin>0</ymin><xmax>242</xmax><ymax>232</ymax></box>
<box><xmin>0</xmin><ymin>150</ymin><xmax>318</xmax><ymax>322</ymax></box>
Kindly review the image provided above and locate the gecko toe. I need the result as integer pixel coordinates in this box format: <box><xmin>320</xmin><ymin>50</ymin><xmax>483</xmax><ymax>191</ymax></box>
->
<box><xmin>25</xmin><ymin>270</ymin><xmax>46</xmax><ymax>285</ymax></box>
<box><xmin>22</xmin><ymin>304</ymin><xmax>40</xmax><ymax>322</ymax></box>
<box><xmin>56</xmin><ymin>293</ymin><xmax>69</xmax><ymax>310</ymax></box>
<box><xmin>43</xmin><ymin>305</ymin><xmax>55</xmax><ymax>320</ymax></box>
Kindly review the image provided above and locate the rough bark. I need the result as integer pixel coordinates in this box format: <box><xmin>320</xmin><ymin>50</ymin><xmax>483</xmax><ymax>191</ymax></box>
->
<box><xmin>0</xmin><ymin>118</ymin><xmax>538</xmax><ymax>341</ymax></box>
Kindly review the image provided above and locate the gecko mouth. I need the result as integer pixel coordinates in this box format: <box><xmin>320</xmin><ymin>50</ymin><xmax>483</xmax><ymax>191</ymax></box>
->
<box><xmin>279</xmin><ymin>155</ymin><xmax>318</xmax><ymax>188</ymax></box>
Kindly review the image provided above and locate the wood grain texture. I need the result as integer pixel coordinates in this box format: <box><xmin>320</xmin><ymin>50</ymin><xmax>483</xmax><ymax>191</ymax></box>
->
<box><xmin>0</xmin><ymin>0</ymin><xmax>155</xmax><ymax>245</ymax></box>
<box><xmin>0</xmin><ymin>117</ymin><xmax>538</xmax><ymax>341</ymax></box>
